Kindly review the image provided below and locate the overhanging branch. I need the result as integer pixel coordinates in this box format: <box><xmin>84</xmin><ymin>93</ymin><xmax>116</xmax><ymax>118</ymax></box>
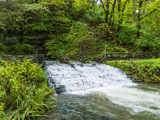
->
<box><xmin>100</xmin><ymin>0</ymin><xmax>106</xmax><ymax>12</ymax></box>
<box><xmin>140</xmin><ymin>8</ymin><xmax>159</xmax><ymax>21</ymax></box>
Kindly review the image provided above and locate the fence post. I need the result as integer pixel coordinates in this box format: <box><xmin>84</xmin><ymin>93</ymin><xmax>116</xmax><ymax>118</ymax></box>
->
<box><xmin>104</xmin><ymin>41</ymin><xmax>106</xmax><ymax>59</ymax></box>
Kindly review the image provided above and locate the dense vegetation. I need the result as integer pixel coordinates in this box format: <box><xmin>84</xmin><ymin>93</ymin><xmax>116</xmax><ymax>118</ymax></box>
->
<box><xmin>0</xmin><ymin>0</ymin><xmax>159</xmax><ymax>59</ymax></box>
<box><xmin>0</xmin><ymin>59</ymin><xmax>56</xmax><ymax>119</ymax></box>
<box><xmin>106</xmin><ymin>59</ymin><xmax>160</xmax><ymax>83</ymax></box>
<box><xmin>0</xmin><ymin>0</ymin><xmax>160</xmax><ymax>119</ymax></box>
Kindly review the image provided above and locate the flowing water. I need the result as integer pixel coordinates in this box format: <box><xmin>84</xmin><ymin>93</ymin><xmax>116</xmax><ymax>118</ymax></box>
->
<box><xmin>43</xmin><ymin>61</ymin><xmax>160</xmax><ymax>120</ymax></box>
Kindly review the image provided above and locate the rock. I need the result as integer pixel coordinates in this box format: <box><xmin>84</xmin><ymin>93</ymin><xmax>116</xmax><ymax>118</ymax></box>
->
<box><xmin>50</xmin><ymin>80</ymin><xmax>55</xmax><ymax>84</ymax></box>
<box><xmin>54</xmin><ymin>85</ymin><xmax>66</xmax><ymax>94</ymax></box>
<box><xmin>35</xmin><ymin>54</ymin><xmax>45</xmax><ymax>63</ymax></box>
<box><xmin>79</xmin><ymin>55</ymin><xmax>89</xmax><ymax>63</ymax></box>
<box><xmin>59</xmin><ymin>54</ymin><xmax>69</xmax><ymax>64</ymax></box>
<box><xmin>94</xmin><ymin>56</ymin><xmax>104</xmax><ymax>63</ymax></box>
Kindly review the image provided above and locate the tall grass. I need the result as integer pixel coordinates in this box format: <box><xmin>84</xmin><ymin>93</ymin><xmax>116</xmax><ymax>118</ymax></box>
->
<box><xmin>0</xmin><ymin>59</ymin><xmax>56</xmax><ymax>120</ymax></box>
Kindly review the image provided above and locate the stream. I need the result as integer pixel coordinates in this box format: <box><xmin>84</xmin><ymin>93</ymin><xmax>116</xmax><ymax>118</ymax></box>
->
<box><xmin>43</xmin><ymin>61</ymin><xmax>160</xmax><ymax>120</ymax></box>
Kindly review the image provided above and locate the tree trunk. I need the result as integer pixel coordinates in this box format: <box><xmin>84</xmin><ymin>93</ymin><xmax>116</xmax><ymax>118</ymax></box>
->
<box><xmin>133</xmin><ymin>0</ymin><xmax>136</xmax><ymax>23</ymax></box>
<box><xmin>109</xmin><ymin>0</ymin><xmax>116</xmax><ymax>26</ymax></box>
<box><xmin>119</xmin><ymin>0</ymin><xmax>129</xmax><ymax>31</ymax></box>
<box><xmin>105</xmin><ymin>0</ymin><xmax>110</xmax><ymax>23</ymax></box>
<box><xmin>117</xmin><ymin>0</ymin><xmax>121</xmax><ymax>32</ymax></box>
<box><xmin>137</xmin><ymin>0</ymin><xmax>143</xmax><ymax>37</ymax></box>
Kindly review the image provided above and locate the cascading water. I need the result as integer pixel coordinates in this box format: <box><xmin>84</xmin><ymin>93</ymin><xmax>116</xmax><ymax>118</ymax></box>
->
<box><xmin>44</xmin><ymin>61</ymin><xmax>160</xmax><ymax>120</ymax></box>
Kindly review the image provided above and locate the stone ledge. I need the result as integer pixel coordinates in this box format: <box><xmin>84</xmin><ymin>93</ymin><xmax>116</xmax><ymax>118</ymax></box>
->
<box><xmin>0</xmin><ymin>54</ymin><xmax>45</xmax><ymax>63</ymax></box>
<box><xmin>105</xmin><ymin>53</ymin><xmax>155</xmax><ymax>60</ymax></box>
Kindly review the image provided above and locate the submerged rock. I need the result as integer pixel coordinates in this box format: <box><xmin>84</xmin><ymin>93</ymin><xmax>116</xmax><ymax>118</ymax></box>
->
<box><xmin>54</xmin><ymin>85</ymin><xmax>66</xmax><ymax>94</ymax></box>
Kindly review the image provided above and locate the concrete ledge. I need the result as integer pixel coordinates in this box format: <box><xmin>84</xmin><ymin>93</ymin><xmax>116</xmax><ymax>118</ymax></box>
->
<box><xmin>0</xmin><ymin>54</ymin><xmax>45</xmax><ymax>63</ymax></box>
<box><xmin>105</xmin><ymin>53</ymin><xmax>154</xmax><ymax>60</ymax></box>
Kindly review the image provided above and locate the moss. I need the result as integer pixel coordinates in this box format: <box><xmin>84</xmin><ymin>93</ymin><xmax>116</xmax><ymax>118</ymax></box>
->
<box><xmin>106</xmin><ymin>59</ymin><xmax>160</xmax><ymax>83</ymax></box>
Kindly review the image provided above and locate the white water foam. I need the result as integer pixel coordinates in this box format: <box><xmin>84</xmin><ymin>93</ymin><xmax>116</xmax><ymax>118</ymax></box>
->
<box><xmin>45</xmin><ymin>62</ymin><xmax>160</xmax><ymax>115</ymax></box>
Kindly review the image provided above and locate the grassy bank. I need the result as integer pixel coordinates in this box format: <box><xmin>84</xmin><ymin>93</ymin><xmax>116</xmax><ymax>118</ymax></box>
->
<box><xmin>0</xmin><ymin>59</ymin><xmax>56</xmax><ymax>120</ymax></box>
<box><xmin>106</xmin><ymin>59</ymin><xmax>160</xmax><ymax>83</ymax></box>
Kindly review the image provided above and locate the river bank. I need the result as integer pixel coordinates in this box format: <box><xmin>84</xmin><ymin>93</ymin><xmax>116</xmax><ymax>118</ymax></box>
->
<box><xmin>0</xmin><ymin>59</ymin><xmax>56</xmax><ymax>120</ymax></box>
<box><xmin>106</xmin><ymin>58</ymin><xmax>160</xmax><ymax>83</ymax></box>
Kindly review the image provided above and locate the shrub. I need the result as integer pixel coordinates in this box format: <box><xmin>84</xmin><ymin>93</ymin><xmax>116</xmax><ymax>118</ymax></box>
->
<box><xmin>118</xmin><ymin>24</ymin><xmax>137</xmax><ymax>44</ymax></box>
<box><xmin>0</xmin><ymin>43</ymin><xmax>7</xmax><ymax>54</ymax></box>
<box><xmin>45</xmin><ymin>34</ymin><xmax>69</xmax><ymax>59</ymax></box>
<box><xmin>83</xmin><ymin>6</ymin><xmax>105</xmax><ymax>25</ymax></box>
<box><xmin>65</xmin><ymin>21</ymin><xmax>102</xmax><ymax>59</ymax></box>
<box><xmin>11</xmin><ymin>43</ymin><xmax>35</xmax><ymax>55</ymax></box>
<box><xmin>0</xmin><ymin>59</ymin><xmax>56</xmax><ymax>120</ymax></box>
<box><xmin>105</xmin><ymin>42</ymin><xmax>128</xmax><ymax>53</ymax></box>
<box><xmin>135</xmin><ymin>35</ymin><xmax>160</xmax><ymax>54</ymax></box>
<box><xmin>45</xmin><ymin>22</ymin><xmax>102</xmax><ymax>60</ymax></box>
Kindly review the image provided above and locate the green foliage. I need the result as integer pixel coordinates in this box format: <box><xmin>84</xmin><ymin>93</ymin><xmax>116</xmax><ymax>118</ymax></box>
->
<box><xmin>65</xmin><ymin>21</ymin><xmax>102</xmax><ymax>59</ymax></box>
<box><xmin>45</xmin><ymin>21</ymin><xmax>103</xmax><ymax>60</ymax></box>
<box><xmin>0</xmin><ymin>102</ymin><xmax>4</xmax><ymax>118</ymax></box>
<box><xmin>96</xmin><ymin>23</ymin><xmax>114</xmax><ymax>40</ymax></box>
<box><xmin>106</xmin><ymin>59</ymin><xmax>160</xmax><ymax>83</ymax></box>
<box><xmin>45</xmin><ymin>21</ymin><xmax>107</xmax><ymax>60</ymax></box>
<box><xmin>11</xmin><ymin>43</ymin><xmax>36</xmax><ymax>55</ymax></box>
<box><xmin>0</xmin><ymin>59</ymin><xmax>56</xmax><ymax>120</ymax></box>
<box><xmin>45</xmin><ymin>34</ymin><xmax>68</xmax><ymax>59</ymax></box>
<box><xmin>0</xmin><ymin>1</ymin><xmax>24</xmax><ymax>33</ymax></box>
<box><xmin>135</xmin><ymin>34</ymin><xmax>160</xmax><ymax>54</ymax></box>
<box><xmin>105</xmin><ymin>42</ymin><xmax>128</xmax><ymax>53</ymax></box>
<box><xmin>118</xmin><ymin>24</ymin><xmax>137</xmax><ymax>44</ymax></box>
<box><xmin>0</xmin><ymin>0</ymin><xmax>159</xmax><ymax>57</ymax></box>
<box><xmin>0</xmin><ymin>43</ymin><xmax>7</xmax><ymax>54</ymax></box>
<box><xmin>83</xmin><ymin>5</ymin><xmax>105</xmax><ymax>24</ymax></box>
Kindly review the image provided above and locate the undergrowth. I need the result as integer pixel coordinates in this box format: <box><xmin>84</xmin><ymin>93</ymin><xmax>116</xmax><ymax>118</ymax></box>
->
<box><xmin>0</xmin><ymin>59</ymin><xmax>56</xmax><ymax>120</ymax></box>
<box><xmin>106</xmin><ymin>59</ymin><xmax>160</xmax><ymax>83</ymax></box>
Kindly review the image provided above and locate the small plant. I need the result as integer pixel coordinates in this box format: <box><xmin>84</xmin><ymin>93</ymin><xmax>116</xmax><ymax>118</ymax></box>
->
<box><xmin>105</xmin><ymin>42</ymin><xmax>128</xmax><ymax>53</ymax></box>
<box><xmin>0</xmin><ymin>102</ymin><xmax>4</xmax><ymax>118</ymax></box>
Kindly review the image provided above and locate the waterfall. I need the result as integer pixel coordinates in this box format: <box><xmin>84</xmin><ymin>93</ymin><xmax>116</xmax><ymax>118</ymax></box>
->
<box><xmin>45</xmin><ymin>61</ymin><xmax>160</xmax><ymax>115</ymax></box>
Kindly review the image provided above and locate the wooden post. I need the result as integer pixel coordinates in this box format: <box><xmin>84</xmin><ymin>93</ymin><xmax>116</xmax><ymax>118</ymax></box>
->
<box><xmin>104</xmin><ymin>41</ymin><xmax>106</xmax><ymax>59</ymax></box>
